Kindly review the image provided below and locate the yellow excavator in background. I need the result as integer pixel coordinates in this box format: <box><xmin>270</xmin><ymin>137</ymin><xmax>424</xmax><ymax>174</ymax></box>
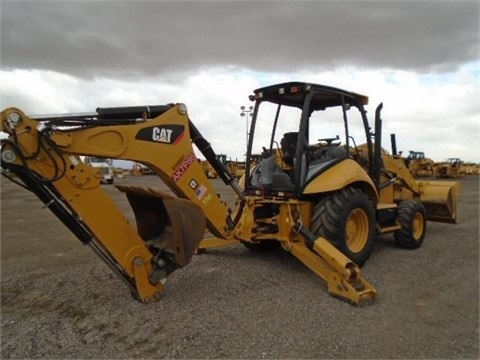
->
<box><xmin>0</xmin><ymin>82</ymin><xmax>459</xmax><ymax>305</ymax></box>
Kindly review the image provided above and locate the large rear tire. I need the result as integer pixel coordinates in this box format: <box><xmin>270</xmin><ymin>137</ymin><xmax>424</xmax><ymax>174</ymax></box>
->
<box><xmin>394</xmin><ymin>200</ymin><xmax>427</xmax><ymax>249</ymax></box>
<box><xmin>311</xmin><ymin>187</ymin><xmax>375</xmax><ymax>266</ymax></box>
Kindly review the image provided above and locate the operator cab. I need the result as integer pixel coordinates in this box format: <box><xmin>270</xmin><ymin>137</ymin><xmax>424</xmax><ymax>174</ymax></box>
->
<box><xmin>244</xmin><ymin>82</ymin><xmax>373</xmax><ymax>197</ymax></box>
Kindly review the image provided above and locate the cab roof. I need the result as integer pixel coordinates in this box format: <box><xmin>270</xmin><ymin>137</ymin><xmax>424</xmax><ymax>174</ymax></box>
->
<box><xmin>252</xmin><ymin>82</ymin><xmax>369</xmax><ymax>110</ymax></box>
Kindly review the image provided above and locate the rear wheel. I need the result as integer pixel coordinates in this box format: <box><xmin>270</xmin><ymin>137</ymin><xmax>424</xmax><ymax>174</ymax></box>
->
<box><xmin>394</xmin><ymin>200</ymin><xmax>427</xmax><ymax>249</ymax></box>
<box><xmin>311</xmin><ymin>187</ymin><xmax>375</xmax><ymax>266</ymax></box>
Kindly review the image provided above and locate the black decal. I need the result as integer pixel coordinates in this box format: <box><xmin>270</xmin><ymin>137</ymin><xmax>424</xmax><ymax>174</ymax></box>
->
<box><xmin>135</xmin><ymin>125</ymin><xmax>185</xmax><ymax>144</ymax></box>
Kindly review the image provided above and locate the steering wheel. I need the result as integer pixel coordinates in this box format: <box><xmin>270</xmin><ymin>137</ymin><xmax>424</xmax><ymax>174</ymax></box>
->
<box><xmin>317</xmin><ymin>136</ymin><xmax>340</xmax><ymax>146</ymax></box>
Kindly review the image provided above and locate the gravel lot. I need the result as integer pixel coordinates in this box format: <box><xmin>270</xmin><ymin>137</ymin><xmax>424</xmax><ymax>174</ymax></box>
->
<box><xmin>1</xmin><ymin>175</ymin><xmax>478</xmax><ymax>359</ymax></box>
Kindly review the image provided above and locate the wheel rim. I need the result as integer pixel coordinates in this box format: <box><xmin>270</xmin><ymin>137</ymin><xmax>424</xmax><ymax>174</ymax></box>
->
<box><xmin>412</xmin><ymin>212</ymin><xmax>425</xmax><ymax>240</ymax></box>
<box><xmin>345</xmin><ymin>208</ymin><xmax>370</xmax><ymax>253</ymax></box>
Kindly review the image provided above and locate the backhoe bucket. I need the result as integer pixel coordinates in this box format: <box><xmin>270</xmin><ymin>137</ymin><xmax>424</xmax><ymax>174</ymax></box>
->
<box><xmin>417</xmin><ymin>180</ymin><xmax>460</xmax><ymax>224</ymax></box>
<box><xmin>116</xmin><ymin>186</ymin><xmax>206</xmax><ymax>267</ymax></box>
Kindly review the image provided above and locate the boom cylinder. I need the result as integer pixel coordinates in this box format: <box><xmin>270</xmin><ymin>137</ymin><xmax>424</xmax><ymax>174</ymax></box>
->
<box><xmin>188</xmin><ymin>120</ymin><xmax>245</xmax><ymax>199</ymax></box>
<box><xmin>96</xmin><ymin>105</ymin><xmax>174</xmax><ymax>120</ymax></box>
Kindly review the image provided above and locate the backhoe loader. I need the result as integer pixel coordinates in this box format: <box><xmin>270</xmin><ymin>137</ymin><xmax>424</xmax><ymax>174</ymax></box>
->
<box><xmin>0</xmin><ymin>82</ymin><xmax>459</xmax><ymax>306</ymax></box>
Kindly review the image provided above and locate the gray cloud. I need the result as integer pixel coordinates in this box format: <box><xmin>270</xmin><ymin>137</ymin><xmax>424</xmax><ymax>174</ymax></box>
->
<box><xmin>1</xmin><ymin>1</ymin><xmax>478</xmax><ymax>79</ymax></box>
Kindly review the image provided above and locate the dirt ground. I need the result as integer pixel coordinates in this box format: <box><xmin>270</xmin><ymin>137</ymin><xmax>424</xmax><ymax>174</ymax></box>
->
<box><xmin>1</xmin><ymin>174</ymin><xmax>478</xmax><ymax>359</ymax></box>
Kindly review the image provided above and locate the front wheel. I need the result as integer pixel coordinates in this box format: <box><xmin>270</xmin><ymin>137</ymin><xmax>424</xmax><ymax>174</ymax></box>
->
<box><xmin>394</xmin><ymin>200</ymin><xmax>427</xmax><ymax>249</ymax></box>
<box><xmin>311</xmin><ymin>187</ymin><xmax>375</xmax><ymax>266</ymax></box>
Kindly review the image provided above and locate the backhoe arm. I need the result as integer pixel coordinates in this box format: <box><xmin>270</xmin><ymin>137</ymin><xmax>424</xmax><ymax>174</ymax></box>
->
<box><xmin>0</xmin><ymin>105</ymin><xmax>235</xmax><ymax>302</ymax></box>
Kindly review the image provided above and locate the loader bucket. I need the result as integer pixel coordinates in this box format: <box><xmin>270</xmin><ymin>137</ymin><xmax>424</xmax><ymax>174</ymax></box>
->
<box><xmin>417</xmin><ymin>180</ymin><xmax>460</xmax><ymax>224</ymax></box>
<box><xmin>116</xmin><ymin>185</ymin><xmax>206</xmax><ymax>267</ymax></box>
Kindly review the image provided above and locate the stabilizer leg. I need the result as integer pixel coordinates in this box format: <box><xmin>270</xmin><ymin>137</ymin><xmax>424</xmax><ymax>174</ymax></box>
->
<box><xmin>291</xmin><ymin>221</ymin><xmax>377</xmax><ymax>305</ymax></box>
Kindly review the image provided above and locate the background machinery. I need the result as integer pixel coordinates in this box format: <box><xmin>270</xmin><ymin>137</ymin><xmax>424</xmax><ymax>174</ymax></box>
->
<box><xmin>0</xmin><ymin>82</ymin><xmax>459</xmax><ymax>305</ymax></box>
<box><xmin>435</xmin><ymin>157</ymin><xmax>466</xmax><ymax>179</ymax></box>
<box><xmin>84</xmin><ymin>156</ymin><xmax>115</xmax><ymax>184</ymax></box>
<box><xmin>404</xmin><ymin>151</ymin><xmax>435</xmax><ymax>178</ymax></box>
<box><xmin>201</xmin><ymin>154</ymin><xmax>246</xmax><ymax>179</ymax></box>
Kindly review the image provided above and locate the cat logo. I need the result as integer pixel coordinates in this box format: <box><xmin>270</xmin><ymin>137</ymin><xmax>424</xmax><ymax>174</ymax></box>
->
<box><xmin>152</xmin><ymin>127</ymin><xmax>173</xmax><ymax>143</ymax></box>
<box><xmin>135</xmin><ymin>125</ymin><xmax>185</xmax><ymax>145</ymax></box>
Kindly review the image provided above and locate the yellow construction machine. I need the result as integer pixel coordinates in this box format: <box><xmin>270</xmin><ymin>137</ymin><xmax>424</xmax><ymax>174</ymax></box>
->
<box><xmin>435</xmin><ymin>158</ymin><xmax>466</xmax><ymax>179</ymax></box>
<box><xmin>0</xmin><ymin>82</ymin><xmax>459</xmax><ymax>306</ymax></box>
<box><xmin>405</xmin><ymin>151</ymin><xmax>435</xmax><ymax>178</ymax></box>
<box><xmin>201</xmin><ymin>154</ymin><xmax>246</xmax><ymax>179</ymax></box>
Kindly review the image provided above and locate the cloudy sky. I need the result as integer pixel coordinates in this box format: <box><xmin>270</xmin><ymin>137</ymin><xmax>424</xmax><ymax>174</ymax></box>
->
<box><xmin>1</xmin><ymin>0</ymin><xmax>479</xmax><ymax>163</ymax></box>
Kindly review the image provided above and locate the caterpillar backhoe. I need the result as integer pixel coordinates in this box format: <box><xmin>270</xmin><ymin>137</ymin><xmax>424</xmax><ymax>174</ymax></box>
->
<box><xmin>0</xmin><ymin>82</ymin><xmax>459</xmax><ymax>306</ymax></box>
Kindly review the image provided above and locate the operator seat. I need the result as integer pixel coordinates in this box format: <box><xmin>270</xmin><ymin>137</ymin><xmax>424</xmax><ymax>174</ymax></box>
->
<box><xmin>281</xmin><ymin>132</ymin><xmax>298</xmax><ymax>166</ymax></box>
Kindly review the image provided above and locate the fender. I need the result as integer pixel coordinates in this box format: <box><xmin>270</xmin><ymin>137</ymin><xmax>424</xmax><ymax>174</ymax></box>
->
<box><xmin>303</xmin><ymin>159</ymin><xmax>378</xmax><ymax>199</ymax></box>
